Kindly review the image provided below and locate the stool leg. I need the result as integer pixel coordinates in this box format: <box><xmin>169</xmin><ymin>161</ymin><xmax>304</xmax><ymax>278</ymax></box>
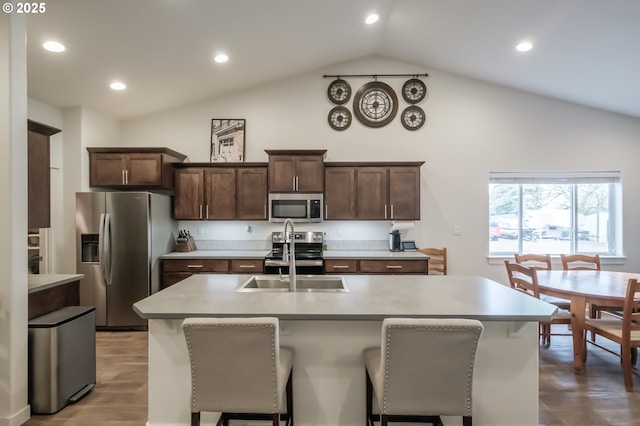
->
<box><xmin>191</xmin><ymin>412</ymin><xmax>200</xmax><ymax>426</ymax></box>
<box><xmin>286</xmin><ymin>372</ymin><xmax>294</xmax><ymax>426</ymax></box>
<box><xmin>366</xmin><ymin>370</ymin><xmax>373</xmax><ymax>426</ymax></box>
<box><xmin>272</xmin><ymin>412</ymin><xmax>280</xmax><ymax>426</ymax></box>
<box><xmin>463</xmin><ymin>415</ymin><xmax>473</xmax><ymax>426</ymax></box>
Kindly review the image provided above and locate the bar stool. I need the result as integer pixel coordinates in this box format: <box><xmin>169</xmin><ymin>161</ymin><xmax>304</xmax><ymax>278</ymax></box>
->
<box><xmin>182</xmin><ymin>317</ymin><xmax>293</xmax><ymax>426</ymax></box>
<box><xmin>363</xmin><ymin>318</ymin><xmax>483</xmax><ymax>426</ymax></box>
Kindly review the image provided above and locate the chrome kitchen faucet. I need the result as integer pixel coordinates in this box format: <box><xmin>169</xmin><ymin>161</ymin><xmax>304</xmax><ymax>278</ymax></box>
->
<box><xmin>282</xmin><ymin>218</ymin><xmax>297</xmax><ymax>291</ymax></box>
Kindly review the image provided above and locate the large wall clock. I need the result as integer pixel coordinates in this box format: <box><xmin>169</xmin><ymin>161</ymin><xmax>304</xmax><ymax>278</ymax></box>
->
<box><xmin>328</xmin><ymin>106</ymin><xmax>352</xmax><ymax>131</ymax></box>
<box><xmin>401</xmin><ymin>106</ymin><xmax>426</xmax><ymax>130</ymax></box>
<box><xmin>327</xmin><ymin>79</ymin><xmax>351</xmax><ymax>105</ymax></box>
<box><xmin>353</xmin><ymin>81</ymin><xmax>398</xmax><ymax>128</ymax></box>
<box><xmin>401</xmin><ymin>78</ymin><xmax>427</xmax><ymax>104</ymax></box>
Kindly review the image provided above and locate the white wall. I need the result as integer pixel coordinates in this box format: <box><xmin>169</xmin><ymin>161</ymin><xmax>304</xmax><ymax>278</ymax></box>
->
<box><xmin>117</xmin><ymin>55</ymin><xmax>640</xmax><ymax>283</ymax></box>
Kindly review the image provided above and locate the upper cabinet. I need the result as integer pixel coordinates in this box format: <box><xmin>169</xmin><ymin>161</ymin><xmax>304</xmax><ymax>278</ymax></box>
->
<box><xmin>173</xmin><ymin>164</ymin><xmax>268</xmax><ymax>221</ymax></box>
<box><xmin>88</xmin><ymin>147</ymin><xmax>187</xmax><ymax>189</ymax></box>
<box><xmin>28</xmin><ymin>120</ymin><xmax>61</xmax><ymax>229</ymax></box>
<box><xmin>324</xmin><ymin>162</ymin><xmax>424</xmax><ymax>221</ymax></box>
<box><xmin>266</xmin><ymin>149</ymin><xmax>326</xmax><ymax>193</ymax></box>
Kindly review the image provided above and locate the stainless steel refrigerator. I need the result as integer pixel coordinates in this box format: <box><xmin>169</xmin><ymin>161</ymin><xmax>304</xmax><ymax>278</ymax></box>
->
<box><xmin>76</xmin><ymin>192</ymin><xmax>176</xmax><ymax>328</ymax></box>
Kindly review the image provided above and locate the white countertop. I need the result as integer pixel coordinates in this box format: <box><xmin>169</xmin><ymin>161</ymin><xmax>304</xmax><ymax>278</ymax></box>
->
<box><xmin>133</xmin><ymin>273</ymin><xmax>556</xmax><ymax>322</ymax></box>
<box><xmin>28</xmin><ymin>274</ymin><xmax>84</xmax><ymax>293</ymax></box>
<box><xmin>323</xmin><ymin>250</ymin><xmax>428</xmax><ymax>259</ymax></box>
<box><xmin>160</xmin><ymin>250</ymin><xmax>270</xmax><ymax>259</ymax></box>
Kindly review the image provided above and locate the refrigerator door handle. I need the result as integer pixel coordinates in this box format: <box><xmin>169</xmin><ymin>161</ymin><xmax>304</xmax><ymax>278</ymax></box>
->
<box><xmin>103</xmin><ymin>213</ymin><xmax>113</xmax><ymax>285</ymax></box>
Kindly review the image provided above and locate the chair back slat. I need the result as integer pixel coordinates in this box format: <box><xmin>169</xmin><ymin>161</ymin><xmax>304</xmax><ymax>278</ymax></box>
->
<box><xmin>560</xmin><ymin>254</ymin><xmax>601</xmax><ymax>271</ymax></box>
<box><xmin>418</xmin><ymin>247</ymin><xmax>447</xmax><ymax>275</ymax></box>
<box><xmin>504</xmin><ymin>260</ymin><xmax>540</xmax><ymax>298</ymax></box>
<box><xmin>514</xmin><ymin>253</ymin><xmax>552</xmax><ymax>270</ymax></box>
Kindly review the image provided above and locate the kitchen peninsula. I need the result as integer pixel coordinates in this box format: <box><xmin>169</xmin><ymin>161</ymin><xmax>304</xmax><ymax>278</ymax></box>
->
<box><xmin>134</xmin><ymin>273</ymin><xmax>556</xmax><ymax>426</ymax></box>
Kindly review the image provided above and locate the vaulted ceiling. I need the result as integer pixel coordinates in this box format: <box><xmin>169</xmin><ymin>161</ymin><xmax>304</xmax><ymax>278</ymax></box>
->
<box><xmin>26</xmin><ymin>0</ymin><xmax>640</xmax><ymax>120</ymax></box>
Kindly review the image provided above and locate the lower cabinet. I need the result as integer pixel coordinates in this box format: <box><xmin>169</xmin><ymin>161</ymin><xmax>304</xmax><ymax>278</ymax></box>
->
<box><xmin>161</xmin><ymin>258</ymin><xmax>264</xmax><ymax>288</ymax></box>
<box><xmin>325</xmin><ymin>259</ymin><xmax>429</xmax><ymax>274</ymax></box>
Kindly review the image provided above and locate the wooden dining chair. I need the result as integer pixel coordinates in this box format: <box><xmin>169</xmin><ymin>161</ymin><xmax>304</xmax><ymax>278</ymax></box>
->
<box><xmin>514</xmin><ymin>253</ymin><xmax>570</xmax><ymax>310</ymax></box>
<box><xmin>418</xmin><ymin>248</ymin><xmax>447</xmax><ymax>275</ymax></box>
<box><xmin>504</xmin><ymin>260</ymin><xmax>571</xmax><ymax>345</ymax></box>
<box><xmin>583</xmin><ymin>278</ymin><xmax>640</xmax><ymax>392</ymax></box>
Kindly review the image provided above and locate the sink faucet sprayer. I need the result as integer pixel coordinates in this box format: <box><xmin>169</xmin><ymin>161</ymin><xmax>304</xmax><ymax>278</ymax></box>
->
<box><xmin>282</xmin><ymin>218</ymin><xmax>296</xmax><ymax>291</ymax></box>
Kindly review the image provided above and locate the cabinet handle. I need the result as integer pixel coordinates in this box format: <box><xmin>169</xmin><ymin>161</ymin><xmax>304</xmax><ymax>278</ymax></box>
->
<box><xmin>264</xmin><ymin>204</ymin><xmax>267</xmax><ymax>219</ymax></box>
<box><xmin>205</xmin><ymin>205</ymin><xmax>209</xmax><ymax>219</ymax></box>
<box><xmin>199</xmin><ymin>205</ymin><xmax>203</xmax><ymax>219</ymax></box>
<box><xmin>384</xmin><ymin>204</ymin><xmax>388</xmax><ymax>219</ymax></box>
<box><xmin>125</xmin><ymin>169</ymin><xmax>129</xmax><ymax>185</ymax></box>
<box><xmin>325</xmin><ymin>204</ymin><xmax>328</xmax><ymax>219</ymax></box>
<box><xmin>386</xmin><ymin>265</ymin><xmax>402</xmax><ymax>269</ymax></box>
<box><xmin>390</xmin><ymin>204</ymin><xmax>394</xmax><ymax>219</ymax></box>
<box><xmin>332</xmin><ymin>265</ymin><xmax>350</xmax><ymax>269</ymax></box>
<box><xmin>122</xmin><ymin>170</ymin><xmax>126</xmax><ymax>185</ymax></box>
<box><xmin>187</xmin><ymin>264</ymin><xmax>204</xmax><ymax>269</ymax></box>
<box><xmin>295</xmin><ymin>176</ymin><xmax>299</xmax><ymax>191</ymax></box>
<box><xmin>238</xmin><ymin>265</ymin><xmax>256</xmax><ymax>269</ymax></box>
<box><xmin>292</xmin><ymin>176</ymin><xmax>296</xmax><ymax>191</ymax></box>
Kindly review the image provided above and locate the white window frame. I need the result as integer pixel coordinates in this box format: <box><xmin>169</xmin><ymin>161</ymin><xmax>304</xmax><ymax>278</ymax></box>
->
<box><xmin>489</xmin><ymin>170</ymin><xmax>622</xmax><ymax>257</ymax></box>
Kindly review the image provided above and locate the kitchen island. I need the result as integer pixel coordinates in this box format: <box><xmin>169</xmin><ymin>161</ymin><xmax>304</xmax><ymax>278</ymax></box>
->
<box><xmin>28</xmin><ymin>273</ymin><xmax>84</xmax><ymax>320</ymax></box>
<box><xmin>134</xmin><ymin>273</ymin><xmax>555</xmax><ymax>426</ymax></box>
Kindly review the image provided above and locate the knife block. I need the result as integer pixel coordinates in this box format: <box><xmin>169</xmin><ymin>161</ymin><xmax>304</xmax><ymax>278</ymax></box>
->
<box><xmin>175</xmin><ymin>236</ymin><xmax>197</xmax><ymax>252</ymax></box>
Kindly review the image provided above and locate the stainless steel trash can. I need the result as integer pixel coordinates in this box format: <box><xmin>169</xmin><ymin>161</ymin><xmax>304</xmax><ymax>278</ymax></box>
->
<box><xmin>28</xmin><ymin>306</ymin><xmax>96</xmax><ymax>414</ymax></box>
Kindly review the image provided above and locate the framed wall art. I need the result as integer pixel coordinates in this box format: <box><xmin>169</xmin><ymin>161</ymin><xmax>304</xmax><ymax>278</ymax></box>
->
<box><xmin>210</xmin><ymin>119</ymin><xmax>245</xmax><ymax>162</ymax></box>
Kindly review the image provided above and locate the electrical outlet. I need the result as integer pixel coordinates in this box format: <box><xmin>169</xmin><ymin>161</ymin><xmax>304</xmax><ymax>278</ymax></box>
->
<box><xmin>452</xmin><ymin>226</ymin><xmax>462</xmax><ymax>236</ymax></box>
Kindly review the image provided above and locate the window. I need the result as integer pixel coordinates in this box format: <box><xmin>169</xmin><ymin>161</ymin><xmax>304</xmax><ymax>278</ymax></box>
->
<box><xmin>489</xmin><ymin>171</ymin><xmax>621</xmax><ymax>256</ymax></box>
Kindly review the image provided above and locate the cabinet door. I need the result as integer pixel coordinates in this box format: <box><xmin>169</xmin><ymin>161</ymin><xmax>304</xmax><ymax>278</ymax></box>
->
<box><xmin>28</xmin><ymin>130</ymin><xmax>50</xmax><ymax>229</ymax></box>
<box><xmin>237</xmin><ymin>167</ymin><xmax>268</xmax><ymax>220</ymax></box>
<box><xmin>174</xmin><ymin>168</ymin><xmax>204</xmax><ymax>219</ymax></box>
<box><xmin>269</xmin><ymin>156</ymin><xmax>297</xmax><ymax>192</ymax></box>
<box><xmin>230</xmin><ymin>259</ymin><xmax>264</xmax><ymax>274</ymax></box>
<box><xmin>295</xmin><ymin>156</ymin><xmax>324</xmax><ymax>192</ymax></box>
<box><xmin>324</xmin><ymin>259</ymin><xmax>358</xmax><ymax>274</ymax></box>
<box><xmin>359</xmin><ymin>260</ymin><xmax>428</xmax><ymax>274</ymax></box>
<box><xmin>126</xmin><ymin>153</ymin><xmax>162</xmax><ymax>186</ymax></box>
<box><xmin>389</xmin><ymin>167</ymin><xmax>421</xmax><ymax>220</ymax></box>
<box><xmin>356</xmin><ymin>167</ymin><xmax>389</xmax><ymax>219</ymax></box>
<box><xmin>324</xmin><ymin>167</ymin><xmax>357</xmax><ymax>220</ymax></box>
<box><xmin>90</xmin><ymin>153</ymin><xmax>127</xmax><ymax>186</ymax></box>
<box><xmin>204</xmin><ymin>168</ymin><xmax>236</xmax><ymax>219</ymax></box>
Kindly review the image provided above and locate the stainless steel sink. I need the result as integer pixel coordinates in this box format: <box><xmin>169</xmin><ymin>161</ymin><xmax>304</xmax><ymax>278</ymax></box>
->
<box><xmin>237</xmin><ymin>275</ymin><xmax>348</xmax><ymax>292</ymax></box>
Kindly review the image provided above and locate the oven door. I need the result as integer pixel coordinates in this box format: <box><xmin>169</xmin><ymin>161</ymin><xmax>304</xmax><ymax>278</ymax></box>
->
<box><xmin>264</xmin><ymin>259</ymin><xmax>325</xmax><ymax>275</ymax></box>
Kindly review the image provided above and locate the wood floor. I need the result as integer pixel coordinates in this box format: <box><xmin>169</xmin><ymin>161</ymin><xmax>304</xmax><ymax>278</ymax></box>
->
<box><xmin>22</xmin><ymin>327</ymin><xmax>640</xmax><ymax>426</ymax></box>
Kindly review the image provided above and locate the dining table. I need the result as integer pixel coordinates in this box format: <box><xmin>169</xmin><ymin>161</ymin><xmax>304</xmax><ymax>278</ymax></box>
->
<box><xmin>535</xmin><ymin>270</ymin><xmax>640</xmax><ymax>371</ymax></box>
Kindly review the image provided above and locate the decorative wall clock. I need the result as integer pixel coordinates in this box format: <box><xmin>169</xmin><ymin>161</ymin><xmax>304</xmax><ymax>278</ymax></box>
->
<box><xmin>327</xmin><ymin>79</ymin><xmax>352</xmax><ymax>105</ymax></box>
<box><xmin>353</xmin><ymin>81</ymin><xmax>398</xmax><ymax>128</ymax></box>
<box><xmin>401</xmin><ymin>106</ymin><xmax>426</xmax><ymax>130</ymax></box>
<box><xmin>401</xmin><ymin>78</ymin><xmax>427</xmax><ymax>104</ymax></box>
<box><xmin>328</xmin><ymin>106</ymin><xmax>352</xmax><ymax>131</ymax></box>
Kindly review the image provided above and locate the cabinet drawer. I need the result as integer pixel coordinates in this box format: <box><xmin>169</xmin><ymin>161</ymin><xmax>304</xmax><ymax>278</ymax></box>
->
<box><xmin>324</xmin><ymin>259</ymin><xmax>358</xmax><ymax>274</ymax></box>
<box><xmin>230</xmin><ymin>259</ymin><xmax>264</xmax><ymax>274</ymax></box>
<box><xmin>359</xmin><ymin>260</ymin><xmax>428</xmax><ymax>274</ymax></box>
<box><xmin>162</xmin><ymin>259</ymin><xmax>229</xmax><ymax>273</ymax></box>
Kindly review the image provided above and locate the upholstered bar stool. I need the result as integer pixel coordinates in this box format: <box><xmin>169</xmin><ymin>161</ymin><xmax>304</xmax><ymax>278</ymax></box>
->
<box><xmin>363</xmin><ymin>318</ymin><xmax>484</xmax><ymax>426</ymax></box>
<box><xmin>182</xmin><ymin>317</ymin><xmax>294</xmax><ymax>426</ymax></box>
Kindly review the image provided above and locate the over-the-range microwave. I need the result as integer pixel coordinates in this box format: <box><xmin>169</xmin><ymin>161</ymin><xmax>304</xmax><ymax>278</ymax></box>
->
<box><xmin>268</xmin><ymin>193</ymin><xmax>323</xmax><ymax>223</ymax></box>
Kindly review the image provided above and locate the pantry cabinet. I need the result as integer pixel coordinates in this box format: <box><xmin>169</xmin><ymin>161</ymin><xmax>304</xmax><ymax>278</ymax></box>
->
<box><xmin>28</xmin><ymin>120</ymin><xmax>61</xmax><ymax>229</ymax></box>
<box><xmin>88</xmin><ymin>147</ymin><xmax>186</xmax><ymax>189</ymax></box>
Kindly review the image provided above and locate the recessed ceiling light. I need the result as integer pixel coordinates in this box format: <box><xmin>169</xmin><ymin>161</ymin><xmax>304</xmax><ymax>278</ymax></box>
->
<box><xmin>214</xmin><ymin>53</ymin><xmax>229</xmax><ymax>63</ymax></box>
<box><xmin>42</xmin><ymin>40</ymin><xmax>65</xmax><ymax>53</ymax></box>
<box><xmin>110</xmin><ymin>81</ymin><xmax>126</xmax><ymax>91</ymax></box>
<box><xmin>365</xmin><ymin>14</ymin><xmax>379</xmax><ymax>25</ymax></box>
<box><xmin>516</xmin><ymin>41</ymin><xmax>533</xmax><ymax>52</ymax></box>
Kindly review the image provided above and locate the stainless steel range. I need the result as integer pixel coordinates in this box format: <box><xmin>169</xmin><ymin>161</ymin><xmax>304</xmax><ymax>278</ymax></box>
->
<box><xmin>264</xmin><ymin>231</ymin><xmax>324</xmax><ymax>275</ymax></box>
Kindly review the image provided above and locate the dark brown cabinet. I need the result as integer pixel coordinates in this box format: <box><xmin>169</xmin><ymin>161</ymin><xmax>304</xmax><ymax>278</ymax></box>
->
<box><xmin>324</xmin><ymin>162</ymin><xmax>423</xmax><ymax>221</ymax></box>
<box><xmin>324</xmin><ymin>167</ymin><xmax>357</xmax><ymax>219</ymax></box>
<box><xmin>161</xmin><ymin>258</ymin><xmax>264</xmax><ymax>288</ymax></box>
<box><xmin>28</xmin><ymin>120</ymin><xmax>61</xmax><ymax>229</ymax></box>
<box><xmin>324</xmin><ymin>258</ymin><xmax>428</xmax><ymax>274</ymax></box>
<box><xmin>88</xmin><ymin>147</ymin><xmax>186</xmax><ymax>189</ymax></box>
<box><xmin>173</xmin><ymin>164</ymin><xmax>268</xmax><ymax>220</ymax></box>
<box><xmin>266</xmin><ymin>150</ymin><xmax>326</xmax><ymax>192</ymax></box>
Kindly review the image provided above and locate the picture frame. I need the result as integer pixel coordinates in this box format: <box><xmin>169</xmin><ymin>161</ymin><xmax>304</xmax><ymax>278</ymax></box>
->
<box><xmin>210</xmin><ymin>119</ymin><xmax>245</xmax><ymax>162</ymax></box>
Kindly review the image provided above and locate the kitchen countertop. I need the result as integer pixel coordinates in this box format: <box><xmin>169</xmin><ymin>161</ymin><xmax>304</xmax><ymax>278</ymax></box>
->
<box><xmin>133</xmin><ymin>273</ymin><xmax>555</xmax><ymax>322</ymax></box>
<box><xmin>160</xmin><ymin>250</ymin><xmax>428</xmax><ymax>260</ymax></box>
<box><xmin>28</xmin><ymin>274</ymin><xmax>84</xmax><ymax>293</ymax></box>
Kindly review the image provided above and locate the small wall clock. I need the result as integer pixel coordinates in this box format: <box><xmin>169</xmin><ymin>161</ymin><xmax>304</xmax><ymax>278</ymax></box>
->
<box><xmin>328</xmin><ymin>106</ymin><xmax>352</xmax><ymax>131</ymax></box>
<box><xmin>327</xmin><ymin>79</ymin><xmax>352</xmax><ymax>105</ymax></box>
<box><xmin>353</xmin><ymin>81</ymin><xmax>398</xmax><ymax>128</ymax></box>
<box><xmin>401</xmin><ymin>78</ymin><xmax>427</xmax><ymax>104</ymax></box>
<box><xmin>401</xmin><ymin>106</ymin><xmax>426</xmax><ymax>130</ymax></box>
